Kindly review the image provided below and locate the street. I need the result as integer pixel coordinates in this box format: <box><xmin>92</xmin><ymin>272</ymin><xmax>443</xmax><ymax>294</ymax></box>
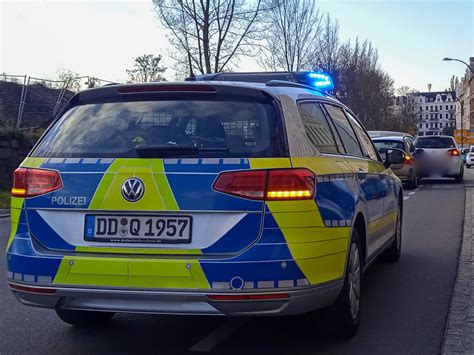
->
<box><xmin>0</xmin><ymin>171</ymin><xmax>467</xmax><ymax>354</ymax></box>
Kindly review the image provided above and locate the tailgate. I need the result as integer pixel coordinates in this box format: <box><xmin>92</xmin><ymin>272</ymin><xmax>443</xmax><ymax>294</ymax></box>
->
<box><xmin>23</xmin><ymin>157</ymin><xmax>265</xmax><ymax>255</ymax></box>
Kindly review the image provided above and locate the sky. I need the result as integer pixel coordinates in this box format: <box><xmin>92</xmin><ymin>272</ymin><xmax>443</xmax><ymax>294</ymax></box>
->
<box><xmin>0</xmin><ymin>0</ymin><xmax>473</xmax><ymax>92</ymax></box>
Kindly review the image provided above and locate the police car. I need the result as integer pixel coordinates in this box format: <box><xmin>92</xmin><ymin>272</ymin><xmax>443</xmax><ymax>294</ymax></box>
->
<box><xmin>7</xmin><ymin>72</ymin><xmax>405</xmax><ymax>336</ymax></box>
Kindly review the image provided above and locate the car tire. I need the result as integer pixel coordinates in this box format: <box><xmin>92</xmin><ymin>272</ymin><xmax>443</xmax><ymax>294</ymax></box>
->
<box><xmin>55</xmin><ymin>309</ymin><xmax>115</xmax><ymax>327</ymax></box>
<box><xmin>467</xmin><ymin>164</ymin><xmax>471</xmax><ymax>169</ymax></box>
<box><xmin>406</xmin><ymin>170</ymin><xmax>418</xmax><ymax>189</ymax></box>
<box><xmin>454</xmin><ymin>167</ymin><xmax>464</xmax><ymax>183</ymax></box>
<box><xmin>321</xmin><ymin>228</ymin><xmax>362</xmax><ymax>338</ymax></box>
<box><xmin>382</xmin><ymin>203</ymin><xmax>402</xmax><ymax>262</ymax></box>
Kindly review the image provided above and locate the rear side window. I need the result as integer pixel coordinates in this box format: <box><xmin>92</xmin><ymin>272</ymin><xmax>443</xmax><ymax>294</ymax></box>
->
<box><xmin>414</xmin><ymin>137</ymin><xmax>456</xmax><ymax>149</ymax></box>
<box><xmin>373</xmin><ymin>140</ymin><xmax>405</xmax><ymax>152</ymax></box>
<box><xmin>324</xmin><ymin>104</ymin><xmax>363</xmax><ymax>157</ymax></box>
<box><xmin>298</xmin><ymin>102</ymin><xmax>338</xmax><ymax>154</ymax></box>
<box><xmin>345</xmin><ymin>111</ymin><xmax>379</xmax><ymax>160</ymax></box>
<box><xmin>32</xmin><ymin>99</ymin><xmax>283</xmax><ymax>158</ymax></box>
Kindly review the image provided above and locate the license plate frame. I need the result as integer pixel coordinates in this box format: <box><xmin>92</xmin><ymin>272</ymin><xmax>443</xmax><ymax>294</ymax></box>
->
<box><xmin>84</xmin><ymin>214</ymin><xmax>193</xmax><ymax>244</ymax></box>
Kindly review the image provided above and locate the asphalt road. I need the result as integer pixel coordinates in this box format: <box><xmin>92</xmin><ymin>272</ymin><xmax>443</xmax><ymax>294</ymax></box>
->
<box><xmin>0</xmin><ymin>171</ymin><xmax>468</xmax><ymax>354</ymax></box>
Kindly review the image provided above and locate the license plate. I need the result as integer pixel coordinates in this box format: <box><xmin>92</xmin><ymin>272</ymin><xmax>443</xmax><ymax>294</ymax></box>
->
<box><xmin>84</xmin><ymin>215</ymin><xmax>192</xmax><ymax>243</ymax></box>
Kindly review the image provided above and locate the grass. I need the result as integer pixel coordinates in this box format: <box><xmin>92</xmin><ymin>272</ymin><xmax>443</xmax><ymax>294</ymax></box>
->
<box><xmin>0</xmin><ymin>188</ymin><xmax>10</xmax><ymax>210</ymax></box>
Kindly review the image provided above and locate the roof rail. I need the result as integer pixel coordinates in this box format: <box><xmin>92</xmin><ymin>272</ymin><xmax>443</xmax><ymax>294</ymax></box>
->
<box><xmin>194</xmin><ymin>71</ymin><xmax>334</xmax><ymax>95</ymax></box>
<box><xmin>265</xmin><ymin>80</ymin><xmax>318</xmax><ymax>91</ymax></box>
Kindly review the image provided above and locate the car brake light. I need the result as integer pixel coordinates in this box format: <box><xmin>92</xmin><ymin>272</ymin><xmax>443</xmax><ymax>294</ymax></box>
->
<box><xmin>12</xmin><ymin>168</ymin><xmax>62</xmax><ymax>198</ymax></box>
<box><xmin>213</xmin><ymin>168</ymin><xmax>315</xmax><ymax>201</ymax></box>
<box><xmin>447</xmin><ymin>149</ymin><xmax>460</xmax><ymax>157</ymax></box>
<box><xmin>118</xmin><ymin>84</ymin><xmax>216</xmax><ymax>93</ymax></box>
<box><xmin>403</xmin><ymin>155</ymin><xmax>413</xmax><ymax>165</ymax></box>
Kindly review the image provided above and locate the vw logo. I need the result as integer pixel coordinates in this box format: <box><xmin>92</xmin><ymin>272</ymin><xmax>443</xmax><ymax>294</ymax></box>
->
<box><xmin>121</xmin><ymin>178</ymin><xmax>145</xmax><ymax>202</ymax></box>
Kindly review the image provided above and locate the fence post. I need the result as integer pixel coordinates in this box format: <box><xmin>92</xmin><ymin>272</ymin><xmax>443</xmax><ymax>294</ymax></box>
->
<box><xmin>16</xmin><ymin>75</ymin><xmax>28</xmax><ymax>129</ymax></box>
<box><xmin>52</xmin><ymin>78</ymin><xmax>70</xmax><ymax>117</ymax></box>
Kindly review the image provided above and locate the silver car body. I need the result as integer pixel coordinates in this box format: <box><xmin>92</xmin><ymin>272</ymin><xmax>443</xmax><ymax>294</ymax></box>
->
<box><xmin>414</xmin><ymin>136</ymin><xmax>463</xmax><ymax>178</ymax></box>
<box><xmin>466</xmin><ymin>146</ymin><xmax>474</xmax><ymax>167</ymax></box>
<box><xmin>372</xmin><ymin>135</ymin><xmax>417</xmax><ymax>183</ymax></box>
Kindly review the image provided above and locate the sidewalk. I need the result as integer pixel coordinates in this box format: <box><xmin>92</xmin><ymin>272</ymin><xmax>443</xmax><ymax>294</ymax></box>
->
<box><xmin>442</xmin><ymin>185</ymin><xmax>474</xmax><ymax>353</ymax></box>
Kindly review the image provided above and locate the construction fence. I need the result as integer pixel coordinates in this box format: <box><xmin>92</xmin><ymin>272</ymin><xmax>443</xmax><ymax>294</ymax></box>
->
<box><xmin>0</xmin><ymin>74</ymin><xmax>116</xmax><ymax>129</ymax></box>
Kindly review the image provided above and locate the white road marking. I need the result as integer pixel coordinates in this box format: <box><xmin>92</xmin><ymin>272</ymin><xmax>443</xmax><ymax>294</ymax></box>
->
<box><xmin>415</xmin><ymin>188</ymin><xmax>421</xmax><ymax>191</ymax></box>
<box><xmin>403</xmin><ymin>196</ymin><xmax>410</xmax><ymax>201</ymax></box>
<box><xmin>189</xmin><ymin>318</ymin><xmax>248</xmax><ymax>352</ymax></box>
<box><xmin>408</xmin><ymin>191</ymin><xmax>416</xmax><ymax>195</ymax></box>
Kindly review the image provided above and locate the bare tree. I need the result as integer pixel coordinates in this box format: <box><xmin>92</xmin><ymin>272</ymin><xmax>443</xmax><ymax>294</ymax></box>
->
<box><xmin>313</xmin><ymin>14</ymin><xmax>341</xmax><ymax>75</ymax></box>
<box><xmin>336</xmin><ymin>38</ymin><xmax>394</xmax><ymax>130</ymax></box>
<box><xmin>392</xmin><ymin>86</ymin><xmax>418</xmax><ymax>134</ymax></box>
<box><xmin>261</xmin><ymin>0</ymin><xmax>323</xmax><ymax>71</ymax></box>
<box><xmin>126</xmin><ymin>54</ymin><xmax>167</xmax><ymax>83</ymax></box>
<box><xmin>153</xmin><ymin>0</ymin><xmax>266</xmax><ymax>74</ymax></box>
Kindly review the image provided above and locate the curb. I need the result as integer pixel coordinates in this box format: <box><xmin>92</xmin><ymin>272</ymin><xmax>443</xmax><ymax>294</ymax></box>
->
<box><xmin>0</xmin><ymin>214</ymin><xmax>10</xmax><ymax>218</ymax></box>
<box><xmin>442</xmin><ymin>185</ymin><xmax>473</xmax><ymax>353</ymax></box>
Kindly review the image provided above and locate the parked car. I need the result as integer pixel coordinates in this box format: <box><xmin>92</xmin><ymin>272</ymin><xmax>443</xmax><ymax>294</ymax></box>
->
<box><xmin>461</xmin><ymin>147</ymin><xmax>469</xmax><ymax>164</ymax></box>
<box><xmin>413</xmin><ymin>135</ymin><xmax>464</xmax><ymax>182</ymax></box>
<box><xmin>368</xmin><ymin>131</ymin><xmax>414</xmax><ymax>139</ymax></box>
<box><xmin>466</xmin><ymin>146</ymin><xmax>474</xmax><ymax>168</ymax></box>
<box><xmin>6</xmin><ymin>71</ymin><xmax>405</xmax><ymax>337</ymax></box>
<box><xmin>372</xmin><ymin>135</ymin><xmax>419</xmax><ymax>189</ymax></box>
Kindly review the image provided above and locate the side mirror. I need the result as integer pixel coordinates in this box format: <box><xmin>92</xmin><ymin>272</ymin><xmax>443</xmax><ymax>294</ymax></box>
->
<box><xmin>384</xmin><ymin>148</ymin><xmax>406</xmax><ymax>168</ymax></box>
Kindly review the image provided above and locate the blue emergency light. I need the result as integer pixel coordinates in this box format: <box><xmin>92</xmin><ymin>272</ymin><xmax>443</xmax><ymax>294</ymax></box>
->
<box><xmin>306</xmin><ymin>72</ymin><xmax>334</xmax><ymax>91</ymax></box>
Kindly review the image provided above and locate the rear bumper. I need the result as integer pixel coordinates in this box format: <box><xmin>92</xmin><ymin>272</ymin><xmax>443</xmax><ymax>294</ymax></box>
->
<box><xmin>417</xmin><ymin>158</ymin><xmax>463</xmax><ymax>177</ymax></box>
<box><xmin>8</xmin><ymin>280</ymin><xmax>343</xmax><ymax>316</ymax></box>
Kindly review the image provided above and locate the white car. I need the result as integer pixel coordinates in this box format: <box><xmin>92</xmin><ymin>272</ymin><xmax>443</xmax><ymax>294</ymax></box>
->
<box><xmin>413</xmin><ymin>136</ymin><xmax>464</xmax><ymax>182</ymax></box>
<box><xmin>466</xmin><ymin>146</ymin><xmax>474</xmax><ymax>168</ymax></box>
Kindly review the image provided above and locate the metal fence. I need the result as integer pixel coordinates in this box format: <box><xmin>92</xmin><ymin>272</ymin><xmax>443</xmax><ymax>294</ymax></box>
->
<box><xmin>0</xmin><ymin>74</ymin><xmax>117</xmax><ymax>129</ymax></box>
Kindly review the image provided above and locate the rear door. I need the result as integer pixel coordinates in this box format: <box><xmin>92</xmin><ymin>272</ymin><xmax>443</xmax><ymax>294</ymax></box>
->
<box><xmin>323</xmin><ymin>104</ymin><xmax>390</xmax><ymax>257</ymax></box>
<box><xmin>23</xmin><ymin>86</ymin><xmax>288</xmax><ymax>256</ymax></box>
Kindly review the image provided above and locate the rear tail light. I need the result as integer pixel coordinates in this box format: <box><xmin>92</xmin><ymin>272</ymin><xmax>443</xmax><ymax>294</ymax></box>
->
<box><xmin>447</xmin><ymin>149</ymin><xmax>460</xmax><ymax>157</ymax></box>
<box><xmin>12</xmin><ymin>168</ymin><xmax>62</xmax><ymax>198</ymax></box>
<box><xmin>403</xmin><ymin>155</ymin><xmax>413</xmax><ymax>165</ymax></box>
<box><xmin>213</xmin><ymin>168</ymin><xmax>315</xmax><ymax>201</ymax></box>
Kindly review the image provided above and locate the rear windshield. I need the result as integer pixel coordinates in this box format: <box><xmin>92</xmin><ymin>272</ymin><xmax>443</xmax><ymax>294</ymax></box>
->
<box><xmin>373</xmin><ymin>140</ymin><xmax>405</xmax><ymax>152</ymax></box>
<box><xmin>414</xmin><ymin>137</ymin><xmax>455</xmax><ymax>149</ymax></box>
<box><xmin>470</xmin><ymin>147</ymin><xmax>474</xmax><ymax>153</ymax></box>
<box><xmin>32</xmin><ymin>99</ymin><xmax>284</xmax><ymax>158</ymax></box>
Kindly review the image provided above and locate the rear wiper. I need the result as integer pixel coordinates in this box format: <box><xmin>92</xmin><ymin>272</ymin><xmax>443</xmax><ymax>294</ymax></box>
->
<box><xmin>134</xmin><ymin>145</ymin><xmax>228</xmax><ymax>157</ymax></box>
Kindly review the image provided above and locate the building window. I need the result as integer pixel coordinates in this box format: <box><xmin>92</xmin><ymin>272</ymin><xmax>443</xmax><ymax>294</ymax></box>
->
<box><xmin>446</xmin><ymin>114</ymin><xmax>449</xmax><ymax>118</ymax></box>
<box><xmin>450</xmin><ymin>105</ymin><xmax>454</xmax><ymax>109</ymax></box>
<box><xmin>426</xmin><ymin>106</ymin><xmax>428</xmax><ymax>110</ymax></box>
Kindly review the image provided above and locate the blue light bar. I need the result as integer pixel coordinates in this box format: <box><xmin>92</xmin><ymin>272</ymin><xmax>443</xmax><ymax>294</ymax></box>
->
<box><xmin>306</xmin><ymin>72</ymin><xmax>334</xmax><ymax>91</ymax></box>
